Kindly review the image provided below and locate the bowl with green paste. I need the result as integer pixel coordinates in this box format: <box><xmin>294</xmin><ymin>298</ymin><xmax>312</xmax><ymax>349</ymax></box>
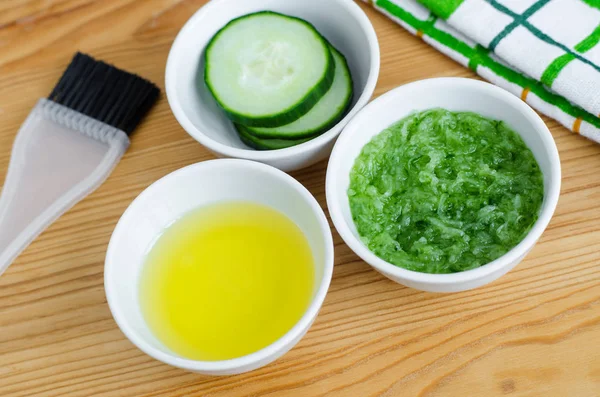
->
<box><xmin>326</xmin><ymin>78</ymin><xmax>560</xmax><ymax>293</ymax></box>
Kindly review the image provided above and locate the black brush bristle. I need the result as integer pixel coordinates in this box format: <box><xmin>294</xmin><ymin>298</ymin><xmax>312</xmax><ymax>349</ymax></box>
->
<box><xmin>49</xmin><ymin>52</ymin><xmax>160</xmax><ymax>135</ymax></box>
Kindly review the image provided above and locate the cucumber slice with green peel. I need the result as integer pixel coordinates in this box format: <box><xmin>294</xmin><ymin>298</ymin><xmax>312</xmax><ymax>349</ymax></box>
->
<box><xmin>236</xmin><ymin>124</ymin><xmax>312</xmax><ymax>151</ymax></box>
<box><xmin>243</xmin><ymin>46</ymin><xmax>354</xmax><ymax>139</ymax></box>
<box><xmin>204</xmin><ymin>11</ymin><xmax>335</xmax><ymax>127</ymax></box>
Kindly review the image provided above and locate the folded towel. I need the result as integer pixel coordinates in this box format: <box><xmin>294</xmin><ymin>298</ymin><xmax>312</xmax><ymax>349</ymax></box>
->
<box><xmin>364</xmin><ymin>0</ymin><xmax>600</xmax><ymax>143</ymax></box>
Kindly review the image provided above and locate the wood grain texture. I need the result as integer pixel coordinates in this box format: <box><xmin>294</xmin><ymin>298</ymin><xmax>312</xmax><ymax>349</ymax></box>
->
<box><xmin>1</xmin><ymin>1</ymin><xmax>599</xmax><ymax>396</ymax></box>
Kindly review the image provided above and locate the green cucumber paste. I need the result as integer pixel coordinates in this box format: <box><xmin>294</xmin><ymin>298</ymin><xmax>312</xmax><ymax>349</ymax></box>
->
<box><xmin>348</xmin><ymin>109</ymin><xmax>544</xmax><ymax>274</ymax></box>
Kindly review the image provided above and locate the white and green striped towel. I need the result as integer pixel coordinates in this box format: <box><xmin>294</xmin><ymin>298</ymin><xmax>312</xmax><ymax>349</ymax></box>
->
<box><xmin>364</xmin><ymin>0</ymin><xmax>600</xmax><ymax>143</ymax></box>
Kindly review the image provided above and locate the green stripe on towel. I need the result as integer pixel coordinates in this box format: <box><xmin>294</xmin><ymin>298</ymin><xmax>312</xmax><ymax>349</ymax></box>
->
<box><xmin>541</xmin><ymin>24</ymin><xmax>600</xmax><ymax>87</ymax></box>
<box><xmin>468</xmin><ymin>45</ymin><xmax>490</xmax><ymax>71</ymax></box>
<box><xmin>575</xmin><ymin>24</ymin><xmax>600</xmax><ymax>52</ymax></box>
<box><xmin>541</xmin><ymin>54</ymin><xmax>576</xmax><ymax>86</ymax></box>
<box><xmin>416</xmin><ymin>0</ymin><xmax>464</xmax><ymax>19</ymax></box>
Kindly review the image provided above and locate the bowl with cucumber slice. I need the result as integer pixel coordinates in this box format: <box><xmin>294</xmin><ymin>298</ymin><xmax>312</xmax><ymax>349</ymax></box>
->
<box><xmin>166</xmin><ymin>0</ymin><xmax>379</xmax><ymax>172</ymax></box>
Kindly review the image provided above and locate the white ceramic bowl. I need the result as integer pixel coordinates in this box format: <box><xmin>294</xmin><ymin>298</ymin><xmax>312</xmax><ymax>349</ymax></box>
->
<box><xmin>326</xmin><ymin>78</ymin><xmax>561</xmax><ymax>293</ymax></box>
<box><xmin>105</xmin><ymin>159</ymin><xmax>334</xmax><ymax>375</ymax></box>
<box><xmin>165</xmin><ymin>0</ymin><xmax>379</xmax><ymax>172</ymax></box>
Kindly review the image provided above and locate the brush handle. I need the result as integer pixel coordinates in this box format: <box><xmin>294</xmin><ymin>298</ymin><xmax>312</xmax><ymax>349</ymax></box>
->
<box><xmin>0</xmin><ymin>99</ymin><xmax>129</xmax><ymax>277</ymax></box>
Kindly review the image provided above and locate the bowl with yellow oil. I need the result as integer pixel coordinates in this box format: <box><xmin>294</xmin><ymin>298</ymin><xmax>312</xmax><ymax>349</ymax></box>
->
<box><xmin>104</xmin><ymin>159</ymin><xmax>334</xmax><ymax>375</ymax></box>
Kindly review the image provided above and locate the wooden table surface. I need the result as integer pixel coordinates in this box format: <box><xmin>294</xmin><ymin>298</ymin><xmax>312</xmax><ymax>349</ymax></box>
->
<box><xmin>1</xmin><ymin>1</ymin><xmax>600</xmax><ymax>396</ymax></box>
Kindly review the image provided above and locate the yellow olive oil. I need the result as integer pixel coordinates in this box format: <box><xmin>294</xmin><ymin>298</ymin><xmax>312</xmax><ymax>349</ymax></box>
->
<box><xmin>139</xmin><ymin>201</ymin><xmax>315</xmax><ymax>361</ymax></box>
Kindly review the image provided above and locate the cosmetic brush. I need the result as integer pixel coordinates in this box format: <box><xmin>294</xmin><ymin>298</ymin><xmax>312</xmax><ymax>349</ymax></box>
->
<box><xmin>0</xmin><ymin>52</ymin><xmax>159</xmax><ymax>276</ymax></box>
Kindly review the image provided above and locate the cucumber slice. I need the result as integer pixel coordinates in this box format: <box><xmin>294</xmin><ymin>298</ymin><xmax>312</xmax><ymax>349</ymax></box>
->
<box><xmin>205</xmin><ymin>11</ymin><xmax>335</xmax><ymax>127</ymax></box>
<box><xmin>243</xmin><ymin>46</ymin><xmax>354</xmax><ymax>139</ymax></box>
<box><xmin>236</xmin><ymin>124</ymin><xmax>312</xmax><ymax>150</ymax></box>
